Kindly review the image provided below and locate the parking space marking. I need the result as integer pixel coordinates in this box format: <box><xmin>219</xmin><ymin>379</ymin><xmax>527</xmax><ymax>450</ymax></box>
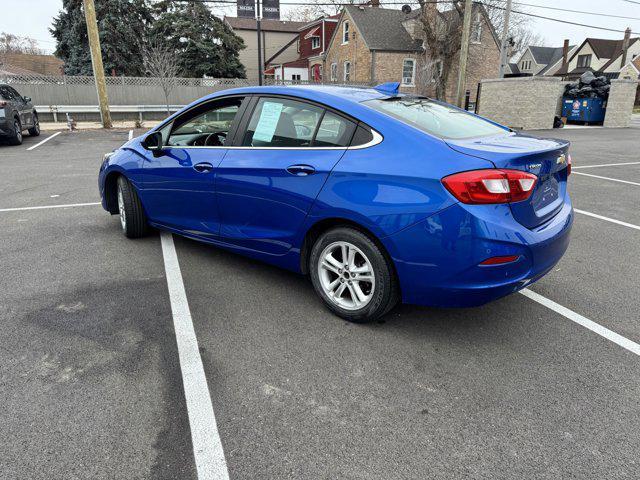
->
<box><xmin>573</xmin><ymin>171</ymin><xmax>640</xmax><ymax>186</ymax></box>
<box><xmin>575</xmin><ymin>209</ymin><xmax>640</xmax><ymax>231</ymax></box>
<box><xmin>128</xmin><ymin>130</ymin><xmax>133</xmax><ymax>141</ymax></box>
<box><xmin>521</xmin><ymin>289</ymin><xmax>640</xmax><ymax>357</ymax></box>
<box><xmin>26</xmin><ymin>131</ymin><xmax>61</xmax><ymax>151</ymax></box>
<box><xmin>573</xmin><ymin>161</ymin><xmax>640</xmax><ymax>170</ymax></box>
<box><xmin>160</xmin><ymin>232</ymin><xmax>230</xmax><ymax>480</ymax></box>
<box><xmin>0</xmin><ymin>202</ymin><xmax>101</xmax><ymax>213</ymax></box>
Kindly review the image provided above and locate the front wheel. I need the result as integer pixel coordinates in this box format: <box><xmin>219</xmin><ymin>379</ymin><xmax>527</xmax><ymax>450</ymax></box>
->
<box><xmin>116</xmin><ymin>176</ymin><xmax>148</xmax><ymax>238</ymax></box>
<box><xmin>28</xmin><ymin>114</ymin><xmax>40</xmax><ymax>136</ymax></box>
<box><xmin>309</xmin><ymin>227</ymin><xmax>398</xmax><ymax>323</ymax></box>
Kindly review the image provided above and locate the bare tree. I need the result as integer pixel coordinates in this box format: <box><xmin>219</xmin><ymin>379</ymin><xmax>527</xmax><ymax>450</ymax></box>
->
<box><xmin>143</xmin><ymin>38</ymin><xmax>180</xmax><ymax>115</ymax></box>
<box><xmin>481</xmin><ymin>1</ymin><xmax>547</xmax><ymax>58</ymax></box>
<box><xmin>415</xmin><ymin>1</ymin><xmax>467</xmax><ymax>100</ymax></box>
<box><xmin>0</xmin><ymin>32</ymin><xmax>44</xmax><ymax>55</ymax></box>
<box><xmin>283</xmin><ymin>0</ymin><xmax>358</xmax><ymax>21</ymax></box>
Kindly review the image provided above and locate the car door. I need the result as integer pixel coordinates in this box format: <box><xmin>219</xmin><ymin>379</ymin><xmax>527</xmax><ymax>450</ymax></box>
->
<box><xmin>216</xmin><ymin>96</ymin><xmax>356</xmax><ymax>255</ymax></box>
<box><xmin>139</xmin><ymin>95</ymin><xmax>247</xmax><ymax>237</ymax></box>
<box><xmin>7</xmin><ymin>87</ymin><xmax>30</xmax><ymax>127</ymax></box>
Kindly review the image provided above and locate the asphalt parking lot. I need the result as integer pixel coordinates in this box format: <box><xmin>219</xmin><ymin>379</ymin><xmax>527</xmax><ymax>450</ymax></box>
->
<box><xmin>1</xmin><ymin>125</ymin><xmax>639</xmax><ymax>479</ymax></box>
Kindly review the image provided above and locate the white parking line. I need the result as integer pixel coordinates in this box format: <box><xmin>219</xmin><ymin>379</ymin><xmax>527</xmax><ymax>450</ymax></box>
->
<box><xmin>521</xmin><ymin>289</ymin><xmax>640</xmax><ymax>356</ymax></box>
<box><xmin>128</xmin><ymin>129</ymin><xmax>133</xmax><ymax>140</ymax></box>
<box><xmin>0</xmin><ymin>202</ymin><xmax>100</xmax><ymax>213</ymax></box>
<box><xmin>573</xmin><ymin>161</ymin><xmax>640</xmax><ymax>170</ymax></box>
<box><xmin>26</xmin><ymin>131</ymin><xmax>61</xmax><ymax>151</ymax></box>
<box><xmin>575</xmin><ymin>209</ymin><xmax>640</xmax><ymax>231</ymax></box>
<box><xmin>160</xmin><ymin>232</ymin><xmax>230</xmax><ymax>480</ymax></box>
<box><xmin>573</xmin><ymin>171</ymin><xmax>640</xmax><ymax>186</ymax></box>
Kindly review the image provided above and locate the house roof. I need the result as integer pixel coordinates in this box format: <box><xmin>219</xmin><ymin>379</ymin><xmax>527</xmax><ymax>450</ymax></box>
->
<box><xmin>508</xmin><ymin>62</ymin><xmax>520</xmax><ymax>74</ymax></box>
<box><xmin>223</xmin><ymin>16</ymin><xmax>306</xmax><ymax>33</ymax></box>
<box><xmin>529</xmin><ymin>46</ymin><xmax>563</xmax><ymax>65</ymax></box>
<box><xmin>0</xmin><ymin>63</ymin><xmax>43</xmax><ymax>76</ymax></box>
<box><xmin>536</xmin><ymin>45</ymin><xmax>575</xmax><ymax>75</ymax></box>
<box><xmin>556</xmin><ymin>37</ymin><xmax>639</xmax><ymax>75</ymax></box>
<box><xmin>344</xmin><ymin>5</ymin><xmax>422</xmax><ymax>52</ymax></box>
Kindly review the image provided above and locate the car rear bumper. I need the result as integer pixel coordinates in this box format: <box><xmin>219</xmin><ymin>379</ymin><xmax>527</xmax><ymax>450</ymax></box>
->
<box><xmin>383</xmin><ymin>195</ymin><xmax>573</xmax><ymax>307</ymax></box>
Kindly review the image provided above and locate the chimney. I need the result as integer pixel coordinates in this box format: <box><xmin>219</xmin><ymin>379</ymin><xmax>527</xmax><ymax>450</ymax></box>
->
<box><xmin>562</xmin><ymin>39</ymin><xmax>569</xmax><ymax>66</ymax></box>
<box><xmin>370</xmin><ymin>0</ymin><xmax>380</xmax><ymax>7</ymax></box>
<box><xmin>621</xmin><ymin>27</ymin><xmax>631</xmax><ymax>67</ymax></box>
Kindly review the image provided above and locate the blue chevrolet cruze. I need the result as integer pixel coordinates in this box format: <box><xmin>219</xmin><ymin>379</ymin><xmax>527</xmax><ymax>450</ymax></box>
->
<box><xmin>99</xmin><ymin>84</ymin><xmax>573</xmax><ymax>322</ymax></box>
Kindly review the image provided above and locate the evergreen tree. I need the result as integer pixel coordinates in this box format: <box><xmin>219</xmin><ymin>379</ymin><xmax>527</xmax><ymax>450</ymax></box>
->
<box><xmin>51</xmin><ymin>0</ymin><xmax>151</xmax><ymax>76</ymax></box>
<box><xmin>150</xmin><ymin>0</ymin><xmax>246</xmax><ymax>78</ymax></box>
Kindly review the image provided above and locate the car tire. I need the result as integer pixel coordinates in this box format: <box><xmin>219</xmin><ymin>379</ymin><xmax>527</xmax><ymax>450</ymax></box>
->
<box><xmin>28</xmin><ymin>114</ymin><xmax>40</xmax><ymax>137</ymax></box>
<box><xmin>309</xmin><ymin>227</ymin><xmax>399</xmax><ymax>323</ymax></box>
<box><xmin>8</xmin><ymin>118</ymin><xmax>23</xmax><ymax>145</ymax></box>
<box><xmin>116</xmin><ymin>176</ymin><xmax>148</xmax><ymax>238</ymax></box>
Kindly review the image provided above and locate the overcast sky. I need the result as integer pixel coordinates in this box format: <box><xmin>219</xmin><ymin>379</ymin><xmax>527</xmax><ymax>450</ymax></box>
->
<box><xmin>2</xmin><ymin>0</ymin><xmax>639</xmax><ymax>55</ymax></box>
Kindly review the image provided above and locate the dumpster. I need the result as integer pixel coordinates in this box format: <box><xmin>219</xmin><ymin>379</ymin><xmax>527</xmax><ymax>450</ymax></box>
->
<box><xmin>562</xmin><ymin>97</ymin><xmax>606</xmax><ymax>124</ymax></box>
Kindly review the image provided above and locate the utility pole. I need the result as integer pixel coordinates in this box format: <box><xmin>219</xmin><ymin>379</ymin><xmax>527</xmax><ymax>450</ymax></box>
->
<box><xmin>498</xmin><ymin>0</ymin><xmax>512</xmax><ymax>77</ymax></box>
<box><xmin>455</xmin><ymin>0</ymin><xmax>473</xmax><ymax>108</ymax></box>
<box><xmin>83</xmin><ymin>0</ymin><xmax>112</xmax><ymax>128</ymax></box>
<box><xmin>256</xmin><ymin>0</ymin><xmax>263</xmax><ymax>86</ymax></box>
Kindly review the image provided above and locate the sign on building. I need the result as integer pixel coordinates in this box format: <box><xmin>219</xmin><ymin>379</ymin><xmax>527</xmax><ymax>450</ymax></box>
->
<box><xmin>262</xmin><ymin>0</ymin><xmax>280</xmax><ymax>20</ymax></box>
<box><xmin>237</xmin><ymin>0</ymin><xmax>255</xmax><ymax>18</ymax></box>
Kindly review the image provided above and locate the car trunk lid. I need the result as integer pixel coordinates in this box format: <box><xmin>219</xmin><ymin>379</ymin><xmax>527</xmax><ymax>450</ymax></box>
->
<box><xmin>445</xmin><ymin>133</ymin><xmax>570</xmax><ymax>229</ymax></box>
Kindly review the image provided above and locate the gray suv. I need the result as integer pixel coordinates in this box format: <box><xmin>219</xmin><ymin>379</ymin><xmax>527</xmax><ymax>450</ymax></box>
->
<box><xmin>0</xmin><ymin>84</ymin><xmax>39</xmax><ymax>145</ymax></box>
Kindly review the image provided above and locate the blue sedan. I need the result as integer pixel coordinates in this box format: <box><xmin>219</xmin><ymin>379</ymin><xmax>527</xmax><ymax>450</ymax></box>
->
<box><xmin>99</xmin><ymin>83</ymin><xmax>573</xmax><ymax>322</ymax></box>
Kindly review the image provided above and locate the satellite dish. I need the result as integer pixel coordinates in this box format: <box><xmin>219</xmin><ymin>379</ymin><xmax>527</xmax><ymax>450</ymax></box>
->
<box><xmin>401</xmin><ymin>4</ymin><xmax>412</xmax><ymax>14</ymax></box>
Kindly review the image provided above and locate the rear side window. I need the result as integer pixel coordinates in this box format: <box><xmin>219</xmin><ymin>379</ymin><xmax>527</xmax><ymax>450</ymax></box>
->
<box><xmin>363</xmin><ymin>97</ymin><xmax>507</xmax><ymax>139</ymax></box>
<box><xmin>242</xmin><ymin>97</ymin><xmax>324</xmax><ymax>147</ymax></box>
<box><xmin>314</xmin><ymin>111</ymin><xmax>355</xmax><ymax>147</ymax></box>
<box><xmin>350</xmin><ymin>125</ymin><xmax>374</xmax><ymax>146</ymax></box>
<box><xmin>0</xmin><ymin>86</ymin><xmax>16</xmax><ymax>101</ymax></box>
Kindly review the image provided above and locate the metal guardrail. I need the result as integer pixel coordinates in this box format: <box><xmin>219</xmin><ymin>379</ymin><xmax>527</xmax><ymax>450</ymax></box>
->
<box><xmin>35</xmin><ymin>104</ymin><xmax>184</xmax><ymax>122</ymax></box>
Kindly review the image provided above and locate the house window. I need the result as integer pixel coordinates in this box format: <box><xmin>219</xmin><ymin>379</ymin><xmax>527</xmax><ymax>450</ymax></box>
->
<box><xmin>431</xmin><ymin>59</ymin><xmax>442</xmax><ymax>81</ymax></box>
<box><xmin>471</xmin><ymin>12</ymin><xmax>482</xmax><ymax>43</ymax></box>
<box><xmin>344</xmin><ymin>61</ymin><xmax>351</xmax><ymax>81</ymax></box>
<box><xmin>577</xmin><ymin>54</ymin><xmax>592</xmax><ymax>68</ymax></box>
<box><xmin>311</xmin><ymin>36</ymin><xmax>320</xmax><ymax>50</ymax></box>
<box><xmin>402</xmin><ymin>59</ymin><xmax>415</xmax><ymax>85</ymax></box>
<box><xmin>521</xmin><ymin>60</ymin><xmax>531</xmax><ymax>71</ymax></box>
<box><xmin>342</xmin><ymin>21</ymin><xmax>350</xmax><ymax>44</ymax></box>
<box><xmin>330</xmin><ymin>62</ymin><xmax>337</xmax><ymax>81</ymax></box>
<box><xmin>291</xmin><ymin>74</ymin><xmax>302</xmax><ymax>84</ymax></box>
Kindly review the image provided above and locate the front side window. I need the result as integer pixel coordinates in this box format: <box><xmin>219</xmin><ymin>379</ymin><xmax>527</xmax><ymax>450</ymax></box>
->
<box><xmin>343</xmin><ymin>21</ymin><xmax>349</xmax><ymax>44</ymax></box>
<box><xmin>242</xmin><ymin>97</ymin><xmax>323</xmax><ymax>147</ymax></box>
<box><xmin>577</xmin><ymin>54</ymin><xmax>591</xmax><ymax>68</ymax></box>
<box><xmin>167</xmin><ymin>97</ymin><xmax>243</xmax><ymax>147</ymax></box>
<box><xmin>402</xmin><ymin>59</ymin><xmax>415</xmax><ymax>85</ymax></box>
<box><xmin>311</xmin><ymin>36</ymin><xmax>320</xmax><ymax>49</ymax></box>
<box><xmin>330</xmin><ymin>63</ymin><xmax>337</xmax><ymax>81</ymax></box>
<box><xmin>344</xmin><ymin>61</ymin><xmax>351</xmax><ymax>81</ymax></box>
<box><xmin>364</xmin><ymin>97</ymin><xmax>507</xmax><ymax>140</ymax></box>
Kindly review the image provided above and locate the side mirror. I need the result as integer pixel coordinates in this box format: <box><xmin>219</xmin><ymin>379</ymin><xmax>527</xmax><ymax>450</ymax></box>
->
<box><xmin>24</xmin><ymin>96</ymin><xmax>31</xmax><ymax>103</ymax></box>
<box><xmin>142</xmin><ymin>132</ymin><xmax>163</xmax><ymax>153</ymax></box>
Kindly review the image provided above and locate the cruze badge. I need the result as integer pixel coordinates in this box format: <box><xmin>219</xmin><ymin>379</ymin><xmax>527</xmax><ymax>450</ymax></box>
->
<box><xmin>528</xmin><ymin>163</ymin><xmax>542</xmax><ymax>170</ymax></box>
<box><xmin>557</xmin><ymin>154</ymin><xmax>566</xmax><ymax>165</ymax></box>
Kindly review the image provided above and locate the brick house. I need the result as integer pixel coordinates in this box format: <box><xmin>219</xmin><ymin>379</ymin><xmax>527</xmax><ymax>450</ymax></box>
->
<box><xmin>323</xmin><ymin>4</ymin><xmax>500</xmax><ymax>102</ymax></box>
<box><xmin>266</xmin><ymin>15</ymin><xmax>340</xmax><ymax>82</ymax></box>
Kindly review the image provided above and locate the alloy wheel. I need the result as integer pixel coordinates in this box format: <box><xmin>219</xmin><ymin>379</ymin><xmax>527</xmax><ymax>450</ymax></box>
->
<box><xmin>117</xmin><ymin>186</ymin><xmax>126</xmax><ymax>231</ymax></box>
<box><xmin>317</xmin><ymin>241</ymin><xmax>376</xmax><ymax>310</ymax></box>
<box><xmin>15</xmin><ymin>121</ymin><xmax>22</xmax><ymax>143</ymax></box>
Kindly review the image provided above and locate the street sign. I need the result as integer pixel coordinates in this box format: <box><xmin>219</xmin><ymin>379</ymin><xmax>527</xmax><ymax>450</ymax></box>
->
<box><xmin>237</xmin><ymin>0</ymin><xmax>255</xmax><ymax>18</ymax></box>
<box><xmin>262</xmin><ymin>0</ymin><xmax>280</xmax><ymax>19</ymax></box>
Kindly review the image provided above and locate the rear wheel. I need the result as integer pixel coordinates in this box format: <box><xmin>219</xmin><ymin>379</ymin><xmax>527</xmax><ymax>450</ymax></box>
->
<box><xmin>116</xmin><ymin>176</ymin><xmax>148</xmax><ymax>238</ymax></box>
<box><xmin>28</xmin><ymin>114</ymin><xmax>40</xmax><ymax>136</ymax></box>
<box><xmin>8</xmin><ymin>118</ymin><xmax>22</xmax><ymax>145</ymax></box>
<box><xmin>309</xmin><ymin>227</ymin><xmax>398</xmax><ymax>323</ymax></box>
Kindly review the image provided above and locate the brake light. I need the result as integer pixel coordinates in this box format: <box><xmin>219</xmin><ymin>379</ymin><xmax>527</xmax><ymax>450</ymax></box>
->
<box><xmin>567</xmin><ymin>154</ymin><xmax>572</xmax><ymax>176</ymax></box>
<box><xmin>0</xmin><ymin>101</ymin><xmax>6</xmax><ymax>107</ymax></box>
<box><xmin>442</xmin><ymin>169</ymin><xmax>537</xmax><ymax>204</ymax></box>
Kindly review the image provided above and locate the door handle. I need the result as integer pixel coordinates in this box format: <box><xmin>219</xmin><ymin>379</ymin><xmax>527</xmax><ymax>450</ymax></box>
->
<box><xmin>286</xmin><ymin>164</ymin><xmax>315</xmax><ymax>176</ymax></box>
<box><xmin>193</xmin><ymin>162</ymin><xmax>213</xmax><ymax>173</ymax></box>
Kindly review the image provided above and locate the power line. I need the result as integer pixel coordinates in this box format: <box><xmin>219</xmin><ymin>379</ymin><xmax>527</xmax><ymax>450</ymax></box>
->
<box><xmin>169</xmin><ymin>0</ymin><xmax>639</xmax><ymax>34</ymax></box>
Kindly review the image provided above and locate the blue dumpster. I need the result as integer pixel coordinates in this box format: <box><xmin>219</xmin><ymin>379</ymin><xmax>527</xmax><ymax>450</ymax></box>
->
<box><xmin>562</xmin><ymin>97</ymin><xmax>606</xmax><ymax>124</ymax></box>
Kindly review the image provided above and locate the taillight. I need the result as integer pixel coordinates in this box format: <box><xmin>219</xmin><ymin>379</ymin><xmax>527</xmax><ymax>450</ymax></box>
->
<box><xmin>567</xmin><ymin>154</ymin><xmax>572</xmax><ymax>176</ymax></box>
<box><xmin>0</xmin><ymin>101</ymin><xmax>6</xmax><ymax>108</ymax></box>
<box><xmin>442</xmin><ymin>169</ymin><xmax>537</xmax><ymax>204</ymax></box>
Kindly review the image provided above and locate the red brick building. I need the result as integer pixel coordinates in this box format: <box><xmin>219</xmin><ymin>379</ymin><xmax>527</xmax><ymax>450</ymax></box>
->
<box><xmin>266</xmin><ymin>15</ymin><xmax>339</xmax><ymax>82</ymax></box>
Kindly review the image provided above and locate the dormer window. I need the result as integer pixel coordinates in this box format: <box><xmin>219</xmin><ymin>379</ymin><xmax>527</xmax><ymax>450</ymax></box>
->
<box><xmin>577</xmin><ymin>54</ymin><xmax>592</xmax><ymax>68</ymax></box>
<box><xmin>343</xmin><ymin>21</ymin><xmax>350</xmax><ymax>44</ymax></box>
<box><xmin>471</xmin><ymin>12</ymin><xmax>482</xmax><ymax>43</ymax></box>
<box><xmin>311</xmin><ymin>36</ymin><xmax>320</xmax><ymax>49</ymax></box>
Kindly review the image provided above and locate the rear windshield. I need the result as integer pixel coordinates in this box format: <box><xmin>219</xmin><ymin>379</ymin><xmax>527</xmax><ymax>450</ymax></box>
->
<box><xmin>362</xmin><ymin>97</ymin><xmax>507</xmax><ymax>139</ymax></box>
